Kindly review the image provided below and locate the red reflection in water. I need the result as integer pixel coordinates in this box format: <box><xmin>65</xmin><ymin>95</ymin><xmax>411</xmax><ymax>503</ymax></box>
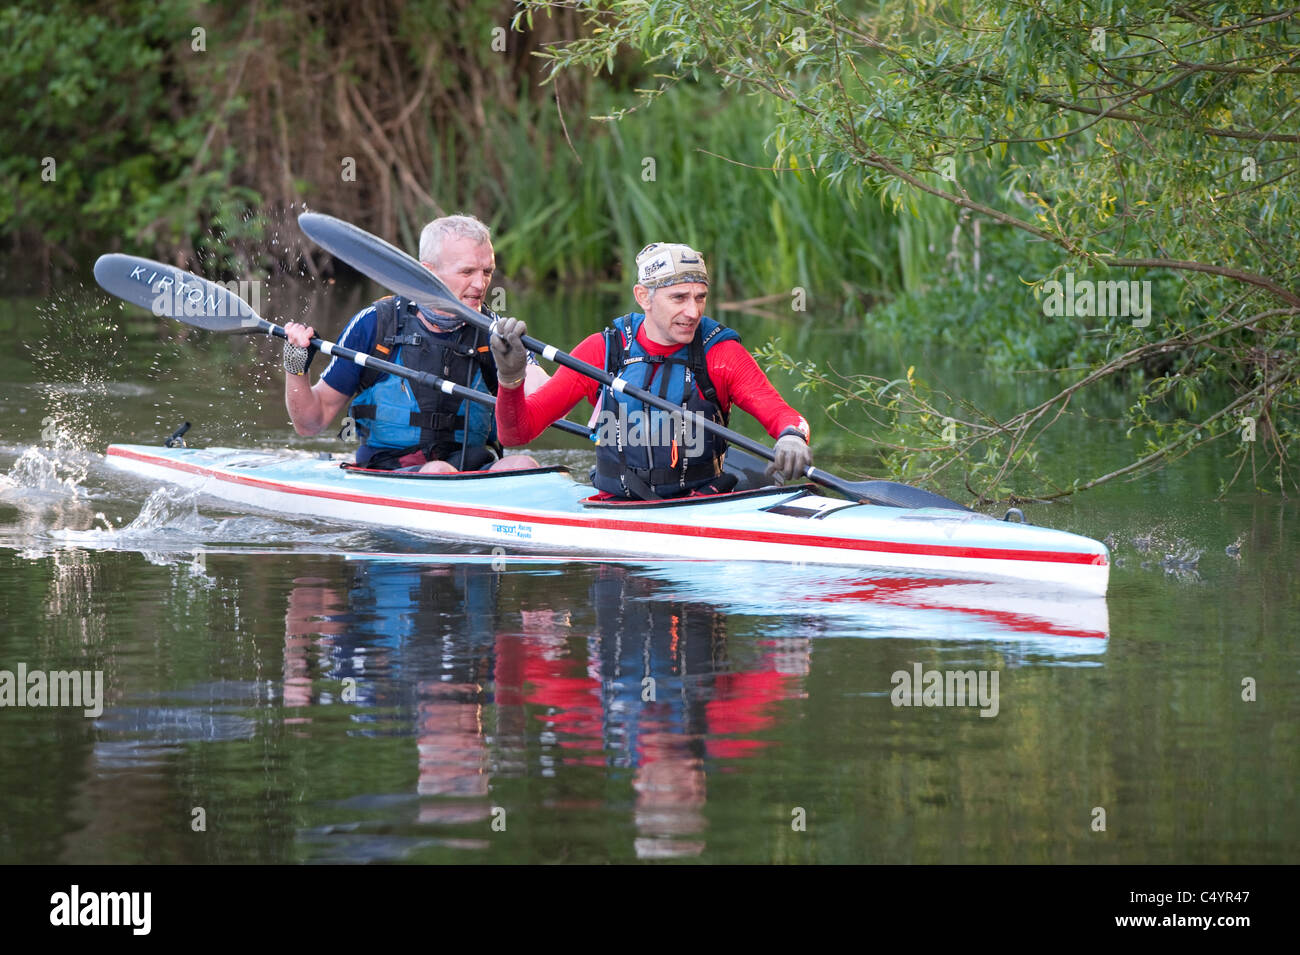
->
<box><xmin>815</xmin><ymin>577</ymin><xmax>1107</xmax><ymax>640</ymax></box>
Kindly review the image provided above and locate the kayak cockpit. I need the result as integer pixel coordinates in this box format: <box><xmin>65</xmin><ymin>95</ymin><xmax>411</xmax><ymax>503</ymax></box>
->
<box><xmin>579</xmin><ymin>484</ymin><xmax>818</xmax><ymax>510</ymax></box>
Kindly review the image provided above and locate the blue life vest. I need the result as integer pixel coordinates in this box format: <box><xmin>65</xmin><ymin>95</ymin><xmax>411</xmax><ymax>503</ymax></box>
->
<box><xmin>349</xmin><ymin>297</ymin><xmax>499</xmax><ymax>469</ymax></box>
<box><xmin>593</xmin><ymin>313</ymin><xmax>739</xmax><ymax>499</ymax></box>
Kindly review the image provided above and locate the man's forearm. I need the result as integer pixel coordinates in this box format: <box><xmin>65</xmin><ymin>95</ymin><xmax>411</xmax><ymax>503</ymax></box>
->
<box><xmin>285</xmin><ymin>375</ymin><xmax>327</xmax><ymax>435</ymax></box>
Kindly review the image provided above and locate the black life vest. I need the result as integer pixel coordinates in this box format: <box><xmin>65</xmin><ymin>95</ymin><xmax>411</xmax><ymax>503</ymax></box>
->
<box><xmin>349</xmin><ymin>296</ymin><xmax>500</xmax><ymax>469</ymax></box>
<box><xmin>592</xmin><ymin>313</ymin><xmax>739</xmax><ymax>499</ymax></box>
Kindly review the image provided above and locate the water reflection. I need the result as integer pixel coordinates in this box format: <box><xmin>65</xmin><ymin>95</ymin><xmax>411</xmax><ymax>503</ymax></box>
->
<box><xmin>279</xmin><ymin>558</ymin><xmax>814</xmax><ymax>859</ymax></box>
<box><xmin>270</xmin><ymin>554</ymin><xmax>1107</xmax><ymax>861</ymax></box>
<box><xmin>3</xmin><ymin>532</ymin><xmax>1111</xmax><ymax>864</ymax></box>
<box><xmin>590</xmin><ymin>568</ymin><xmax>810</xmax><ymax>857</ymax></box>
<box><xmin>639</xmin><ymin>561</ymin><xmax>1110</xmax><ymax>655</ymax></box>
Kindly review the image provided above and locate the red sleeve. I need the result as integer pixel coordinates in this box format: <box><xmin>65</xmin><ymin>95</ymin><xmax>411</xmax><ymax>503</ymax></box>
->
<box><xmin>707</xmin><ymin>340</ymin><xmax>810</xmax><ymax>441</ymax></box>
<box><xmin>496</xmin><ymin>333</ymin><xmax>606</xmax><ymax>446</ymax></box>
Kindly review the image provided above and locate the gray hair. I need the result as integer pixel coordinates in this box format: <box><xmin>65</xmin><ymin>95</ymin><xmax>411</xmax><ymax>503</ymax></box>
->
<box><xmin>419</xmin><ymin>214</ymin><xmax>492</xmax><ymax>266</ymax></box>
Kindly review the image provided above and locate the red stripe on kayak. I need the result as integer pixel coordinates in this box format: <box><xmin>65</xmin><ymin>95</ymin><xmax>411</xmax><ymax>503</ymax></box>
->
<box><xmin>106</xmin><ymin>446</ymin><xmax>1108</xmax><ymax>568</ymax></box>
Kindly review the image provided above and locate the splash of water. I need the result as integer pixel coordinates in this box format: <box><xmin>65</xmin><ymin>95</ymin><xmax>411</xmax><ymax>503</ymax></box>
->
<box><xmin>46</xmin><ymin>484</ymin><xmax>349</xmax><ymax>555</ymax></box>
<box><xmin>119</xmin><ymin>487</ymin><xmax>212</xmax><ymax>537</ymax></box>
<box><xmin>0</xmin><ymin>446</ymin><xmax>87</xmax><ymax>498</ymax></box>
<box><xmin>29</xmin><ymin>289</ymin><xmax>131</xmax><ymax>456</ymax></box>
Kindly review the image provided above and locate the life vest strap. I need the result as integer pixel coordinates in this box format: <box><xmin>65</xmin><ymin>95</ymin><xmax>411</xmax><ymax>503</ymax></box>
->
<box><xmin>595</xmin><ymin>455</ymin><xmax>723</xmax><ymax>492</ymax></box>
<box><xmin>351</xmin><ymin>405</ymin><xmax>462</xmax><ymax>433</ymax></box>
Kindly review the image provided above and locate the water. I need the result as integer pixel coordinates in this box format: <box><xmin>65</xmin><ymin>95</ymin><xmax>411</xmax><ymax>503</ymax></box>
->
<box><xmin>0</xmin><ymin>283</ymin><xmax>1296</xmax><ymax>864</ymax></box>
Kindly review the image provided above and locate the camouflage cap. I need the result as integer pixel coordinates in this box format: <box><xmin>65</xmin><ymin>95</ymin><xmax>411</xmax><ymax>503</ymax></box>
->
<box><xmin>635</xmin><ymin>242</ymin><xmax>708</xmax><ymax>290</ymax></box>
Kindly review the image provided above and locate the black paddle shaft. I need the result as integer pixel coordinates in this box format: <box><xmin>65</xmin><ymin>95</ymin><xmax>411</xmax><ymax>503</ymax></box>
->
<box><xmin>265</xmin><ymin>322</ymin><xmax>590</xmax><ymax>439</ymax></box>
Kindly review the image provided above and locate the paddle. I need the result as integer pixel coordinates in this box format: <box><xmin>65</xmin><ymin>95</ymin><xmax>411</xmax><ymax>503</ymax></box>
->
<box><xmin>91</xmin><ymin>253</ymin><xmax>592</xmax><ymax>442</ymax></box>
<box><xmin>296</xmin><ymin>212</ymin><xmax>972</xmax><ymax>510</ymax></box>
<box><xmin>718</xmin><ymin>447</ymin><xmax>969</xmax><ymax>510</ymax></box>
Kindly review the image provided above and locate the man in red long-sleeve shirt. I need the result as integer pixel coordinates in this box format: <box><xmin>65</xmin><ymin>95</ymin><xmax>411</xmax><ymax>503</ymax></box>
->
<box><xmin>490</xmin><ymin>242</ymin><xmax>813</xmax><ymax>499</ymax></box>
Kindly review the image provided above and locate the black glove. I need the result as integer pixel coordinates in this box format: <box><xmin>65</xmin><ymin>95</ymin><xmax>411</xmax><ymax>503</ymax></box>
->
<box><xmin>769</xmin><ymin>430</ymin><xmax>812</xmax><ymax>483</ymax></box>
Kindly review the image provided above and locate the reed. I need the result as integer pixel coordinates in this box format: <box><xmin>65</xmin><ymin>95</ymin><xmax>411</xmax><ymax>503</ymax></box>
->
<box><xmin>420</xmin><ymin>82</ymin><xmax>955</xmax><ymax>305</ymax></box>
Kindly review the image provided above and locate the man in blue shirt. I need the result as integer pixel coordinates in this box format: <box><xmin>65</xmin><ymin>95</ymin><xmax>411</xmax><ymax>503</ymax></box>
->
<box><xmin>282</xmin><ymin>215</ymin><xmax>542</xmax><ymax>472</ymax></box>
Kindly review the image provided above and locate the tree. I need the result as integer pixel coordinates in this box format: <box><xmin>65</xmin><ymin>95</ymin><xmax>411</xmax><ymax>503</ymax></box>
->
<box><xmin>0</xmin><ymin>0</ymin><xmax>585</xmax><ymax>285</ymax></box>
<box><xmin>518</xmin><ymin>0</ymin><xmax>1299</xmax><ymax>499</ymax></box>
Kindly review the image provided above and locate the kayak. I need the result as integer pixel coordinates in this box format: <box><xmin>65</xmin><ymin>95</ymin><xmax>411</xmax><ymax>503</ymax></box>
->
<box><xmin>104</xmin><ymin>444</ymin><xmax>1110</xmax><ymax>595</ymax></box>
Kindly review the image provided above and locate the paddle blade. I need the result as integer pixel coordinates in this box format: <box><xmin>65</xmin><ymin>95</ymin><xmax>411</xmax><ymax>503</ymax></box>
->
<box><xmin>724</xmin><ymin>447</ymin><xmax>971</xmax><ymax>509</ymax></box>
<box><xmin>93</xmin><ymin>254</ymin><xmax>264</xmax><ymax>333</ymax></box>
<box><xmin>296</xmin><ymin>213</ymin><xmax>482</xmax><ymax>325</ymax></box>
<box><xmin>846</xmin><ymin>480</ymin><xmax>972</xmax><ymax>511</ymax></box>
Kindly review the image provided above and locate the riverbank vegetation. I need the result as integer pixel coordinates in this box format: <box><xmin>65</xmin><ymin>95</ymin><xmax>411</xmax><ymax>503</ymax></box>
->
<box><xmin>1</xmin><ymin>0</ymin><xmax>948</xmax><ymax>301</ymax></box>
<box><xmin>520</xmin><ymin>0</ymin><xmax>1298</xmax><ymax>499</ymax></box>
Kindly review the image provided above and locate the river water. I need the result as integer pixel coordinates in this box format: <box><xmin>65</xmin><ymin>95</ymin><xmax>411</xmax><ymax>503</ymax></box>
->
<box><xmin>0</xmin><ymin>281</ymin><xmax>1296</xmax><ymax>864</ymax></box>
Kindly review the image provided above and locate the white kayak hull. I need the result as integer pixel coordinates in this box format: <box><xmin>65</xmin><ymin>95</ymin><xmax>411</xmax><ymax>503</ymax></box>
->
<box><xmin>104</xmin><ymin>444</ymin><xmax>1110</xmax><ymax>595</ymax></box>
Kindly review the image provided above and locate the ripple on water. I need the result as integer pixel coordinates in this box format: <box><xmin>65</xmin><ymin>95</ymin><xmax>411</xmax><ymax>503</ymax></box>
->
<box><xmin>32</xmin><ymin>381</ymin><xmax>152</xmax><ymax>398</ymax></box>
<box><xmin>90</xmin><ymin>681</ymin><xmax>268</xmax><ymax>771</ymax></box>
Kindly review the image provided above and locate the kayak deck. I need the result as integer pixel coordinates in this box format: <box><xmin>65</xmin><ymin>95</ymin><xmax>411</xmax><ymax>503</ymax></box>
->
<box><xmin>104</xmin><ymin>444</ymin><xmax>1110</xmax><ymax>595</ymax></box>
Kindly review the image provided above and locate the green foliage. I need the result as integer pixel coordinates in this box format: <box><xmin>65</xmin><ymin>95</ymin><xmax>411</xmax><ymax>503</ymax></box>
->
<box><xmin>521</xmin><ymin>0</ymin><xmax>1300</xmax><ymax>497</ymax></box>
<box><xmin>427</xmin><ymin>81</ymin><xmax>952</xmax><ymax>301</ymax></box>
<box><xmin>0</xmin><ymin>0</ymin><xmax>572</xmax><ymax>283</ymax></box>
<box><xmin>0</xmin><ymin>1</ymin><xmax>260</xmax><ymax>276</ymax></box>
<box><xmin>1</xmin><ymin>0</ymin><xmax>944</xmax><ymax>305</ymax></box>
<box><xmin>864</xmin><ymin>224</ymin><xmax>1188</xmax><ymax>373</ymax></box>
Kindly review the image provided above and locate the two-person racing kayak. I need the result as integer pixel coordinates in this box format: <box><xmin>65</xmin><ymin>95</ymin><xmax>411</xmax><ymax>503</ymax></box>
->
<box><xmin>92</xmin><ymin>215</ymin><xmax>1112</xmax><ymax>593</ymax></box>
